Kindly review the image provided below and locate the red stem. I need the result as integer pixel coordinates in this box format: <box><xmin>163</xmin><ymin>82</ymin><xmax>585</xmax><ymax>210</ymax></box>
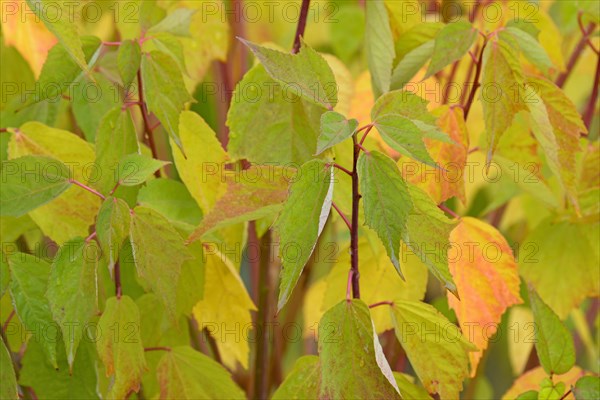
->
<box><xmin>136</xmin><ymin>69</ymin><xmax>161</xmax><ymax>177</ymax></box>
<box><xmin>350</xmin><ymin>135</ymin><xmax>361</xmax><ymax>299</ymax></box>
<box><xmin>442</xmin><ymin>59</ymin><xmax>461</xmax><ymax>104</ymax></box>
<box><xmin>330</xmin><ymin>163</ymin><xmax>353</xmax><ymax>176</ymax></box>
<box><xmin>556</xmin><ymin>22</ymin><xmax>596</xmax><ymax>88</ymax></box>
<box><xmin>360</xmin><ymin>125</ymin><xmax>374</xmax><ymax>145</ymax></box>
<box><xmin>292</xmin><ymin>0</ymin><xmax>311</xmax><ymax>54</ymax></box>
<box><xmin>332</xmin><ymin>201</ymin><xmax>352</xmax><ymax>231</ymax></box>
<box><xmin>369</xmin><ymin>301</ymin><xmax>394</xmax><ymax>309</ymax></box>
<box><xmin>70</xmin><ymin>179</ymin><xmax>106</xmax><ymax>200</ymax></box>
<box><xmin>463</xmin><ymin>39</ymin><xmax>487</xmax><ymax>120</ymax></box>
<box><xmin>438</xmin><ymin>203</ymin><xmax>461</xmax><ymax>219</ymax></box>
<box><xmin>2</xmin><ymin>310</ymin><xmax>15</xmax><ymax>333</ymax></box>
<box><xmin>144</xmin><ymin>346</ymin><xmax>171</xmax><ymax>352</ymax></box>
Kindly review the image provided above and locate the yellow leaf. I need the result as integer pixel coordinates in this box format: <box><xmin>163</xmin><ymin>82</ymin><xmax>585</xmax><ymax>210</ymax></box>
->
<box><xmin>171</xmin><ymin>111</ymin><xmax>228</xmax><ymax>214</ymax></box>
<box><xmin>507</xmin><ymin>306</ymin><xmax>535</xmax><ymax>376</ymax></box>
<box><xmin>321</xmin><ymin>54</ymin><xmax>354</xmax><ymax>116</ymax></box>
<box><xmin>192</xmin><ymin>248</ymin><xmax>256</xmax><ymax>370</ymax></box>
<box><xmin>8</xmin><ymin>122</ymin><xmax>100</xmax><ymax>244</ymax></box>
<box><xmin>448</xmin><ymin>217</ymin><xmax>523</xmax><ymax>375</ymax></box>
<box><xmin>502</xmin><ymin>366</ymin><xmax>585</xmax><ymax>400</ymax></box>
<box><xmin>321</xmin><ymin>233</ymin><xmax>428</xmax><ymax>333</ymax></box>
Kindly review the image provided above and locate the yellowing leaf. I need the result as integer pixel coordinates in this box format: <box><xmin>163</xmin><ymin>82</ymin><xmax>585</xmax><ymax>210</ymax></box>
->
<box><xmin>502</xmin><ymin>366</ymin><xmax>584</xmax><ymax>400</ymax></box>
<box><xmin>272</xmin><ymin>356</ymin><xmax>320</xmax><ymax>400</ymax></box>
<box><xmin>188</xmin><ymin>165</ymin><xmax>290</xmax><ymax>242</ymax></box>
<box><xmin>171</xmin><ymin>111</ymin><xmax>227</xmax><ymax>214</ymax></box>
<box><xmin>520</xmin><ymin>218</ymin><xmax>599</xmax><ymax>319</ymax></box>
<box><xmin>0</xmin><ymin>338</ymin><xmax>17</xmax><ymax>400</ymax></box>
<box><xmin>2</xmin><ymin>0</ymin><xmax>57</xmax><ymax>77</ymax></box>
<box><xmin>97</xmin><ymin>296</ymin><xmax>147</xmax><ymax>399</ymax></box>
<box><xmin>391</xmin><ymin>300</ymin><xmax>476</xmax><ymax>399</ymax></box>
<box><xmin>448</xmin><ymin>217</ymin><xmax>523</xmax><ymax>375</ymax></box>
<box><xmin>508</xmin><ymin>306</ymin><xmax>535</xmax><ymax>376</ymax></box>
<box><xmin>9</xmin><ymin>122</ymin><xmax>100</xmax><ymax>244</ymax></box>
<box><xmin>192</xmin><ymin>249</ymin><xmax>256</xmax><ymax>370</ymax></box>
<box><xmin>156</xmin><ymin>346</ymin><xmax>245</xmax><ymax>399</ymax></box>
<box><xmin>400</xmin><ymin>105</ymin><xmax>469</xmax><ymax>204</ymax></box>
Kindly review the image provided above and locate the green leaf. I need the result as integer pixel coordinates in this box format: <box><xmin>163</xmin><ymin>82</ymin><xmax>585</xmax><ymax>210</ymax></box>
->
<box><xmin>404</xmin><ymin>184</ymin><xmax>458</xmax><ymax>293</ymax></box>
<box><xmin>138</xmin><ymin>178</ymin><xmax>202</xmax><ymax>233</ymax></box>
<box><xmin>573</xmin><ymin>376</ymin><xmax>600</xmax><ymax>400</ymax></box>
<box><xmin>316</xmin><ymin>111</ymin><xmax>358</xmax><ymax>155</ymax></box>
<box><xmin>528</xmin><ymin>288</ymin><xmax>575</xmax><ymax>375</ymax></box>
<box><xmin>118</xmin><ymin>39</ymin><xmax>142</xmax><ymax>87</ymax></box>
<box><xmin>148</xmin><ymin>8</ymin><xmax>196</xmax><ymax>37</ymax></box>
<box><xmin>425</xmin><ymin>21</ymin><xmax>478</xmax><ymax>78</ymax></box>
<box><xmin>520</xmin><ymin>218</ymin><xmax>599</xmax><ymax>319</ymax></box>
<box><xmin>117</xmin><ymin>153</ymin><xmax>168</xmax><ymax>187</ymax></box>
<box><xmin>318</xmin><ymin>299</ymin><xmax>401</xmax><ymax>399</ymax></box>
<box><xmin>141</xmin><ymin>51</ymin><xmax>193</xmax><ymax>152</ymax></box>
<box><xmin>188</xmin><ymin>165</ymin><xmax>290</xmax><ymax>242</ymax></box>
<box><xmin>227</xmin><ymin>64</ymin><xmax>325</xmax><ymax>165</ymax></box>
<box><xmin>0</xmin><ymin>155</ymin><xmax>71</xmax><ymax>217</ymax></box>
<box><xmin>97</xmin><ymin>296</ymin><xmax>147</xmax><ymax>399</ymax></box>
<box><xmin>515</xmin><ymin>390</ymin><xmax>539</xmax><ymax>400</ymax></box>
<box><xmin>7</xmin><ymin>252</ymin><xmax>57</xmax><ymax>367</ymax></box>
<box><xmin>481</xmin><ymin>39</ymin><xmax>527</xmax><ymax>166</ymax></box>
<box><xmin>500</xmin><ymin>27</ymin><xmax>554</xmax><ymax>75</ymax></box>
<box><xmin>272</xmin><ymin>356</ymin><xmax>321</xmax><ymax>400</ymax></box>
<box><xmin>71</xmin><ymin>73</ymin><xmax>120</xmax><ymax>142</ymax></box>
<box><xmin>365</xmin><ymin>0</ymin><xmax>395</xmax><ymax>97</ymax></box>
<box><xmin>390</xmin><ymin>41</ymin><xmax>434</xmax><ymax>90</ymax></box>
<box><xmin>240</xmin><ymin>39</ymin><xmax>338</xmax><ymax>109</ymax></box>
<box><xmin>94</xmin><ymin>107</ymin><xmax>140</xmax><ymax>195</ymax></box>
<box><xmin>46</xmin><ymin>238</ymin><xmax>98</xmax><ymax>370</ymax></box>
<box><xmin>372</xmin><ymin>114</ymin><xmax>441</xmax><ymax>167</ymax></box>
<box><xmin>358</xmin><ymin>151</ymin><xmax>412</xmax><ymax>278</ymax></box>
<box><xmin>35</xmin><ymin>35</ymin><xmax>102</xmax><ymax>103</ymax></box>
<box><xmin>0</xmin><ymin>338</ymin><xmax>17</xmax><ymax>400</ymax></box>
<box><xmin>176</xmin><ymin>242</ymin><xmax>205</xmax><ymax>316</ymax></box>
<box><xmin>20</xmin><ymin>339</ymin><xmax>99</xmax><ymax>400</ymax></box>
<box><xmin>130</xmin><ymin>206</ymin><xmax>192</xmax><ymax>319</ymax></box>
<box><xmin>9</xmin><ymin>122</ymin><xmax>100</xmax><ymax>244</ymax></box>
<box><xmin>24</xmin><ymin>0</ymin><xmax>89</xmax><ymax>72</ymax></box>
<box><xmin>276</xmin><ymin>160</ymin><xmax>333</xmax><ymax>310</ymax></box>
<box><xmin>390</xmin><ymin>300</ymin><xmax>475</xmax><ymax>399</ymax></box>
<box><xmin>330</xmin><ymin>5</ymin><xmax>365</xmax><ymax>62</ymax></box>
<box><xmin>393</xmin><ymin>372</ymin><xmax>433</xmax><ymax>400</ymax></box>
<box><xmin>539</xmin><ymin>378</ymin><xmax>566</xmax><ymax>400</ymax></box>
<box><xmin>371</xmin><ymin>89</ymin><xmax>439</xmax><ymax>126</ymax></box>
<box><xmin>96</xmin><ymin>197</ymin><xmax>131</xmax><ymax>271</ymax></box>
<box><xmin>526</xmin><ymin>76</ymin><xmax>586</xmax><ymax>211</ymax></box>
<box><xmin>171</xmin><ymin>111</ymin><xmax>227</xmax><ymax>214</ymax></box>
<box><xmin>156</xmin><ymin>346</ymin><xmax>245</xmax><ymax>399</ymax></box>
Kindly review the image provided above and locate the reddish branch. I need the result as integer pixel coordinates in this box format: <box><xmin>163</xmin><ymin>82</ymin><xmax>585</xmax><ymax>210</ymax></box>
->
<box><xmin>144</xmin><ymin>346</ymin><xmax>171</xmax><ymax>352</ymax></box>
<box><xmin>555</xmin><ymin>21</ymin><xmax>596</xmax><ymax>88</ymax></box>
<box><xmin>350</xmin><ymin>135</ymin><xmax>361</xmax><ymax>299</ymax></box>
<box><xmin>463</xmin><ymin>38</ymin><xmax>487</xmax><ymax>119</ymax></box>
<box><xmin>70</xmin><ymin>179</ymin><xmax>106</xmax><ymax>200</ymax></box>
<box><xmin>136</xmin><ymin>69</ymin><xmax>161</xmax><ymax>177</ymax></box>
<box><xmin>332</xmin><ymin>201</ymin><xmax>352</xmax><ymax>231</ymax></box>
<box><xmin>292</xmin><ymin>0</ymin><xmax>311</xmax><ymax>54</ymax></box>
<box><xmin>369</xmin><ymin>301</ymin><xmax>394</xmax><ymax>309</ymax></box>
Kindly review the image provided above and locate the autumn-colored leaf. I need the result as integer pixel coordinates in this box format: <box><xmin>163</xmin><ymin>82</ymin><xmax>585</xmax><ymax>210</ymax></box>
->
<box><xmin>448</xmin><ymin>217</ymin><xmax>523</xmax><ymax>375</ymax></box>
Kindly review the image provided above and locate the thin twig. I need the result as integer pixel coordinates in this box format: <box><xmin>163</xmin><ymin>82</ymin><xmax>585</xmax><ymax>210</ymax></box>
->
<box><xmin>350</xmin><ymin>135</ymin><xmax>361</xmax><ymax>299</ymax></box>
<box><xmin>556</xmin><ymin>21</ymin><xmax>596</xmax><ymax>88</ymax></box>
<box><xmin>330</xmin><ymin>163</ymin><xmax>353</xmax><ymax>176</ymax></box>
<box><xmin>438</xmin><ymin>203</ymin><xmax>460</xmax><ymax>219</ymax></box>
<box><xmin>2</xmin><ymin>310</ymin><xmax>15</xmax><ymax>334</ymax></box>
<box><xmin>558</xmin><ymin>389</ymin><xmax>573</xmax><ymax>400</ymax></box>
<box><xmin>332</xmin><ymin>201</ymin><xmax>352</xmax><ymax>231</ymax></box>
<box><xmin>360</xmin><ymin>125</ymin><xmax>374</xmax><ymax>145</ymax></box>
<box><xmin>442</xmin><ymin>59</ymin><xmax>461</xmax><ymax>104</ymax></box>
<box><xmin>70</xmin><ymin>179</ymin><xmax>106</xmax><ymax>200</ymax></box>
<box><xmin>292</xmin><ymin>0</ymin><xmax>311</xmax><ymax>54</ymax></box>
<box><xmin>85</xmin><ymin>231</ymin><xmax>97</xmax><ymax>243</ymax></box>
<box><xmin>369</xmin><ymin>301</ymin><xmax>394</xmax><ymax>309</ymax></box>
<box><xmin>464</xmin><ymin>38</ymin><xmax>487</xmax><ymax>120</ymax></box>
<box><xmin>136</xmin><ymin>69</ymin><xmax>161</xmax><ymax>177</ymax></box>
<box><xmin>144</xmin><ymin>346</ymin><xmax>171</xmax><ymax>352</ymax></box>
<box><xmin>578</xmin><ymin>13</ymin><xmax>599</xmax><ymax>55</ymax></box>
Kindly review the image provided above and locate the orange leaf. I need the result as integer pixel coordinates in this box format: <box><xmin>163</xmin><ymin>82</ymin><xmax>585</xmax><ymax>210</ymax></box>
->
<box><xmin>399</xmin><ymin>105</ymin><xmax>469</xmax><ymax>204</ymax></box>
<box><xmin>447</xmin><ymin>217</ymin><xmax>523</xmax><ymax>375</ymax></box>
<box><xmin>2</xmin><ymin>1</ymin><xmax>57</xmax><ymax>77</ymax></box>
